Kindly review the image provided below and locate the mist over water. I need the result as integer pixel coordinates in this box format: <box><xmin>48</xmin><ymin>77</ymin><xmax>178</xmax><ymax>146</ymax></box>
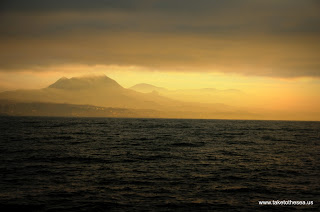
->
<box><xmin>0</xmin><ymin>117</ymin><xmax>319</xmax><ymax>211</ymax></box>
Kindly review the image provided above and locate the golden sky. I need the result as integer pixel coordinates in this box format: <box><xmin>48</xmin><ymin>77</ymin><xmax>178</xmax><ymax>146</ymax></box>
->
<box><xmin>0</xmin><ymin>0</ymin><xmax>319</xmax><ymax>120</ymax></box>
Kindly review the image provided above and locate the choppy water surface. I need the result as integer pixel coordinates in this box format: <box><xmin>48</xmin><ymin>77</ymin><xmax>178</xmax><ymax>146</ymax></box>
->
<box><xmin>0</xmin><ymin>117</ymin><xmax>319</xmax><ymax>211</ymax></box>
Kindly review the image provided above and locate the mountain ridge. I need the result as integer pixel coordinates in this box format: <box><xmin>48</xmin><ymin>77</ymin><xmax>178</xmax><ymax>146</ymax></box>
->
<box><xmin>0</xmin><ymin>75</ymin><xmax>184</xmax><ymax>110</ymax></box>
<box><xmin>129</xmin><ymin>83</ymin><xmax>168</xmax><ymax>93</ymax></box>
<box><xmin>48</xmin><ymin>75</ymin><xmax>123</xmax><ymax>90</ymax></box>
<box><xmin>0</xmin><ymin>74</ymin><xmax>255</xmax><ymax>119</ymax></box>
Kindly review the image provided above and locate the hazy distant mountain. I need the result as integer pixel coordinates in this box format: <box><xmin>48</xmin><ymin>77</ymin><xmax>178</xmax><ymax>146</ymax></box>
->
<box><xmin>0</xmin><ymin>75</ymin><xmax>258</xmax><ymax>119</ymax></box>
<box><xmin>130</xmin><ymin>83</ymin><xmax>243</xmax><ymax>105</ymax></box>
<box><xmin>48</xmin><ymin>75</ymin><xmax>123</xmax><ymax>90</ymax></box>
<box><xmin>0</xmin><ymin>75</ymin><xmax>182</xmax><ymax>110</ymax></box>
<box><xmin>130</xmin><ymin>83</ymin><xmax>168</xmax><ymax>93</ymax></box>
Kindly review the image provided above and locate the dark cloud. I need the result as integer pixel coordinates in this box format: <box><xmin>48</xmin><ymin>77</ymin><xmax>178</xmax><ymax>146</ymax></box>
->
<box><xmin>0</xmin><ymin>0</ymin><xmax>146</xmax><ymax>12</ymax></box>
<box><xmin>0</xmin><ymin>0</ymin><xmax>319</xmax><ymax>77</ymax></box>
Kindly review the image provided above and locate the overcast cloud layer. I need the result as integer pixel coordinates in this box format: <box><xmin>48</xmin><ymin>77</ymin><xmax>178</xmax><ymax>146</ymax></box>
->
<box><xmin>0</xmin><ymin>0</ymin><xmax>319</xmax><ymax>77</ymax></box>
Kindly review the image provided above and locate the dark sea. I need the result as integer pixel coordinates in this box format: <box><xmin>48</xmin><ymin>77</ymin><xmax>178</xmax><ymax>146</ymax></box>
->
<box><xmin>0</xmin><ymin>116</ymin><xmax>319</xmax><ymax>211</ymax></box>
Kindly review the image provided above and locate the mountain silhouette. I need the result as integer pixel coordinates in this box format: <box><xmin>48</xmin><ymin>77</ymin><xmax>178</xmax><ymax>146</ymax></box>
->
<box><xmin>130</xmin><ymin>82</ymin><xmax>244</xmax><ymax>105</ymax></box>
<box><xmin>130</xmin><ymin>83</ymin><xmax>168</xmax><ymax>93</ymax></box>
<box><xmin>48</xmin><ymin>75</ymin><xmax>122</xmax><ymax>90</ymax></box>
<box><xmin>0</xmin><ymin>75</ymin><xmax>181</xmax><ymax>110</ymax></box>
<box><xmin>0</xmin><ymin>75</ymin><xmax>256</xmax><ymax>119</ymax></box>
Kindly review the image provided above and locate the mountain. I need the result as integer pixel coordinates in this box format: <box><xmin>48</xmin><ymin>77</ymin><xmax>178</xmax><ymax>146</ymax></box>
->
<box><xmin>130</xmin><ymin>83</ymin><xmax>168</xmax><ymax>93</ymax></box>
<box><xmin>0</xmin><ymin>75</ymin><xmax>257</xmax><ymax>119</ymax></box>
<box><xmin>0</xmin><ymin>75</ymin><xmax>182</xmax><ymax>110</ymax></box>
<box><xmin>130</xmin><ymin>83</ymin><xmax>244</xmax><ymax>105</ymax></box>
<box><xmin>48</xmin><ymin>75</ymin><xmax>122</xmax><ymax>90</ymax></box>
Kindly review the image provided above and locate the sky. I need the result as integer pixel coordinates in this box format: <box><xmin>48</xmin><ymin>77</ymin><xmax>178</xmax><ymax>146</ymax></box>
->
<box><xmin>0</xmin><ymin>0</ymin><xmax>319</xmax><ymax>120</ymax></box>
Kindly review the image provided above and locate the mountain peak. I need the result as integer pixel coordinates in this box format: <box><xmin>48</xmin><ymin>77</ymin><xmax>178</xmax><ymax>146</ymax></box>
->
<box><xmin>48</xmin><ymin>75</ymin><xmax>123</xmax><ymax>90</ymax></box>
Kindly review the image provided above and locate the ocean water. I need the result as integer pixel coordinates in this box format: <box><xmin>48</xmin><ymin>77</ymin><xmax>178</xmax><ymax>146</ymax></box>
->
<box><xmin>0</xmin><ymin>116</ymin><xmax>319</xmax><ymax>211</ymax></box>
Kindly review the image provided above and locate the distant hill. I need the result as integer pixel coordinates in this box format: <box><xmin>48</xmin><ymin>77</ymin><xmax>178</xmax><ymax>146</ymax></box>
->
<box><xmin>129</xmin><ymin>82</ymin><xmax>243</xmax><ymax>105</ymax></box>
<box><xmin>0</xmin><ymin>99</ymin><xmax>162</xmax><ymax>118</ymax></box>
<box><xmin>130</xmin><ymin>83</ymin><xmax>168</xmax><ymax>93</ymax></box>
<box><xmin>0</xmin><ymin>75</ymin><xmax>180</xmax><ymax>110</ymax></box>
<box><xmin>0</xmin><ymin>75</ymin><xmax>257</xmax><ymax>119</ymax></box>
<box><xmin>0</xmin><ymin>99</ymin><xmax>260</xmax><ymax>120</ymax></box>
<box><xmin>48</xmin><ymin>75</ymin><xmax>122</xmax><ymax>90</ymax></box>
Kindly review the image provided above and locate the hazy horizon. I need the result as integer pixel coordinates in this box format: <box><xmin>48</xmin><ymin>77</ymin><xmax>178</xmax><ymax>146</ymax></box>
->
<box><xmin>1</xmin><ymin>2</ymin><xmax>319</xmax><ymax>210</ymax></box>
<box><xmin>0</xmin><ymin>74</ymin><xmax>319</xmax><ymax>121</ymax></box>
<box><xmin>0</xmin><ymin>0</ymin><xmax>319</xmax><ymax>121</ymax></box>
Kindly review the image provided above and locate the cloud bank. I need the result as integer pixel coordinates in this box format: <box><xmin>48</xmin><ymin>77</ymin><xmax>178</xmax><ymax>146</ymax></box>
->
<box><xmin>0</xmin><ymin>0</ymin><xmax>319</xmax><ymax>77</ymax></box>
